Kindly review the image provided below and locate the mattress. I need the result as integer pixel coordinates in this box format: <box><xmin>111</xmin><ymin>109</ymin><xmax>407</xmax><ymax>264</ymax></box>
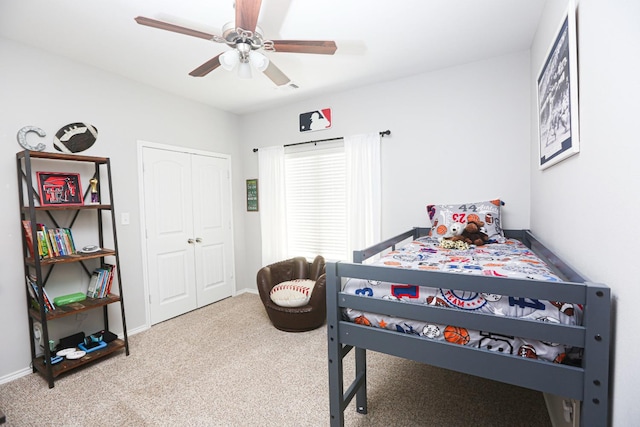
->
<box><xmin>342</xmin><ymin>236</ymin><xmax>583</xmax><ymax>363</ymax></box>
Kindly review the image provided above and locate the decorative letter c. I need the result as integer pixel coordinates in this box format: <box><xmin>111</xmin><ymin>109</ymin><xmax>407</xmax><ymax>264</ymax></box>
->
<box><xmin>17</xmin><ymin>126</ymin><xmax>46</xmax><ymax>151</ymax></box>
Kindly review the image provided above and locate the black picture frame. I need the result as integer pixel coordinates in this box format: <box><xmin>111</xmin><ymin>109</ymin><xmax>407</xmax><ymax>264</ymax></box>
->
<box><xmin>246</xmin><ymin>179</ymin><xmax>258</xmax><ymax>212</ymax></box>
<box><xmin>36</xmin><ymin>172</ymin><xmax>84</xmax><ymax>206</ymax></box>
<box><xmin>537</xmin><ymin>0</ymin><xmax>580</xmax><ymax>170</ymax></box>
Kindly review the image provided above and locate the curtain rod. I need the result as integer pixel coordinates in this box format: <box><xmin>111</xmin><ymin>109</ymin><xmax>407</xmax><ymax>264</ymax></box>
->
<box><xmin>252</xmin><ymin>129</ymin><xmax>391</xmax><ymax>152</ymax></box>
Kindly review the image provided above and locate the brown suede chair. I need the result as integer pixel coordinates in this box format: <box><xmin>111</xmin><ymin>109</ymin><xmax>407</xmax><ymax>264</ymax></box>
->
<box><xmin>257</xmin><ymin>256</ymin><xmax>326</xmax><ymax>332</ymax></box>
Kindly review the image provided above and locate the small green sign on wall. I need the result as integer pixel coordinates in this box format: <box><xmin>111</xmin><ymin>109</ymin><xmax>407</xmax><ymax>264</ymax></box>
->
<box><xmin>246</xmin><ymin>179</ymin><xmax>258</xmax><ymax>212</ymax></box>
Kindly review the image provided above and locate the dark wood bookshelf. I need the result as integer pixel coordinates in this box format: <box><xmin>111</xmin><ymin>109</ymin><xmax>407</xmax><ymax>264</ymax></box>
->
<box><xmin>21</xmin><ymin>204</ymin><xmax>112</xmax><ymax>212</ymax></box>
<box><xmin>25</xmin><ymin>249</ymin><xmax>116</xmax><ymax>266</ymax></box>
<box><xmin>16</xmin><ymin>149</ymin><xmax>129</xmax><ymax>388</ymax></box>
<box><xmin>28</xmin><ymin>294</ymin><xmax>122</xmax><ymax>321</ymax></box>
<box><xmin>16</xmin><ymin>150</ymin><xmax>109</xmax><ymax>164</ymax></box>
<box><xmin>32</xmin><ymin>339</ymin><xmax>126</xmax><ymax>378</ymax></box>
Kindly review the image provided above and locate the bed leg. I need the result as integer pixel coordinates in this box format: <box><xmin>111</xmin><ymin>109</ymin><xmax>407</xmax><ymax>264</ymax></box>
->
<box><xmin>355</xmin><ymin>347</ymin><xmax>368</xmax><ymax>414</ymax></box>
<box><xmin>580</xmin><ymin>284</ymin><xmax>611</xmax><ymax>426</ymax></box>
<box><xmin>328</xmin><ymin>345</ymin><xmax>345</xmax><ymax>427</ymax></box>
<box><xmin>327</xmin><ymin>263</ymin><xmax>345</xmax><ymax>427</ymax></box>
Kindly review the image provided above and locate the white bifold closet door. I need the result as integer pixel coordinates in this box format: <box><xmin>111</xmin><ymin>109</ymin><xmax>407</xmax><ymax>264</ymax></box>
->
<box><xmin>142</xmin><ymin>146</ymin><xmax>234</xmax><ymax>325</ymax></box>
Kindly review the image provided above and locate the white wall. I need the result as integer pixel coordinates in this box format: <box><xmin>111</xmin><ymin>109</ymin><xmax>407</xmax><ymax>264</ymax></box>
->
<box><xmin>240</xmin><ymin>50</ymin><xmax>532</xmax><ymax>296</ymax></box>
<box><xmin>530</xmin><ymin>0</ymin><xmax>640</xmax><ymax>425</ymax></box>
<box><xmin>0</xmin><ymin>38</ymin><xmax>246</xmax><ymax>380</ymax></box>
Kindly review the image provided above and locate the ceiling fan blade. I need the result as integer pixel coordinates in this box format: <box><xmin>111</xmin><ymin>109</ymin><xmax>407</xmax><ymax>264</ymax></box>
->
<box><xmin>189</xmin><ymin>55</ymin><xmax>222</xmax><ymax>77</ymax></box>
<box><xmin>263</xmin><ymin>62</ymin><xmax>291</xmax><ymax>86</ymax></box>
<box><xmin>271</xmin><ymin>40</ymin><xmax>337</xmax><ymax>55</ymax></box>
<box><xmin>135</xmin><ymin>16</ymin><xmax>214</xmax><ymax>41</ymax></box>
<box><xmin>236</xmin><ymin>0</ymin><xmax>262</xmax><ymax>33</ymax></box>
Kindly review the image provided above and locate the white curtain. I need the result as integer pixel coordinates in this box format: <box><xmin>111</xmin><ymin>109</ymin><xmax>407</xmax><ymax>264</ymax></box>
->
<box><xmin>258</xmin><ymin>146</ymin><xmax>288</xmax><ymax>266</ymax></box>
<box><xmin>345</xmin><ymin>132</ymin><xmax>381</xmax><ymax>258</ymax></box>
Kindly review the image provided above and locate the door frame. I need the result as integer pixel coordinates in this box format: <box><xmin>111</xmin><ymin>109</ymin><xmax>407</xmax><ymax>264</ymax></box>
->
<box><xmin>137</xmin><ymin>140</ymin><xmax>236</xmax><ymax>328</ymax></box>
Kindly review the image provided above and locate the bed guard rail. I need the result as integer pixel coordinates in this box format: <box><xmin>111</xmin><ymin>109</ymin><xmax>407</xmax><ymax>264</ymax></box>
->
<box><xmin>353</xmin><ymin>227</ymin><xmax>430</xmax><ymax>263</ymax></box>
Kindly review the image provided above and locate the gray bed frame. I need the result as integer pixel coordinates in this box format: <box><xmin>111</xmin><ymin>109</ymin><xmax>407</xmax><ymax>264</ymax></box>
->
<box><xmin>326</xmin><ymin>228</ymin><xmax>611</xmax><ymax>426</ymax></box>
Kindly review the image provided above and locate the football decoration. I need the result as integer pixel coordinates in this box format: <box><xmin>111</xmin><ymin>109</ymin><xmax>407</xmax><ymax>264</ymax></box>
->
<box><xmin>518</xmin><ymin>344</ymin><xmax>538</xmax><ymax>359</ymax></box>
<box><xmin>54</xmin><ymin>122</ymin><xmax>98</xmax><ymax>153</ymax></box>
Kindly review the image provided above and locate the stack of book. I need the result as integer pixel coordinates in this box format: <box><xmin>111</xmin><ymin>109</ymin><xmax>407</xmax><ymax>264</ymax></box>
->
<box><xmin>26</xmin><ymin>274</ymin><xmax>55</xmax><ymax>311</ymax></box>
<box><xmin>22</xmin><ymin>221</ymin><xmax>77</xmax><ymax>259</ymax></box>
<box><xmin>87</xmin><ymin>264</ymin><xmax>116</xmax><ymax>299</ymax></box>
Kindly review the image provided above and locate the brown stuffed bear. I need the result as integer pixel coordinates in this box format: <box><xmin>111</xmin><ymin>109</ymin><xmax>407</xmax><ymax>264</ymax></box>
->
<box><xmin>451</xmin><ymin>220</ymin><xmax>489</xmax><ymax>246</ymax></box>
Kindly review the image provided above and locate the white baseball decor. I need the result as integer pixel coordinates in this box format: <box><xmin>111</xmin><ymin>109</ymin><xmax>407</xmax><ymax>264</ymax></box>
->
<box><xmin>269</xmin><ymin>279</ymin><xmax>316</xmax><ymax>307</ymax></box>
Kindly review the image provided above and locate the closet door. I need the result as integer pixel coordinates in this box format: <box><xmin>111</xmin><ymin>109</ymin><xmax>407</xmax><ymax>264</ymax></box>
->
<box><xmin>143</xmin><ymin>148</ymin><xmax>197</xmax><ymax>324</ymax></box>
<box><xmin>142</xmin><ymin>146</ymin><xmax>234</xmax><ymax>325</ymax></box>
<box><xmin>191</xmin><ymin>154</ymin><xmax>234</xmax><ymax>307</ymax></box>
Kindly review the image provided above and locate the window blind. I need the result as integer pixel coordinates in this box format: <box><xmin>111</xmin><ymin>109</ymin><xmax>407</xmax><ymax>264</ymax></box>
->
<box><xmin>284</xmin><ymin>145</ymin><xmax>347</xmax><ymax>261</ymax></box>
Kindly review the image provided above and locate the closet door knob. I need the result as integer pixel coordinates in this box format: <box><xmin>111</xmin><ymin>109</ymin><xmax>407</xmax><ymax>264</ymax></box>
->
<box><xmin>187</xmin><ymin>238</ymin><xmax>195</xmax><ymax>244</ymax></box>
<box><xmin>195</xmin><ymin>238</ymin><xmax>203</xmax><ymax>243</ymax></box>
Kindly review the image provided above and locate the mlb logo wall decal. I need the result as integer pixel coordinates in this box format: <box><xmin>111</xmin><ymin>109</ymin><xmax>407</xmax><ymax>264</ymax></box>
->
<box><xmin>54</xmin><ymin>122</ymin><xmax>98</xmax><ymax>153</ymax></box>
<box><xmin>299</xmin><ymin>108</ymin><xmax>331</xmax><ymax>132</ymax></box>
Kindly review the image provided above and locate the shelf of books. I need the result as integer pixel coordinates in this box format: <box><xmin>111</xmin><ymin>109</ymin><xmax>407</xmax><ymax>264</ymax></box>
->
<box><xmin>32</xmin><ymin>339</ymin><xmax>126</xmax><ymax>379</ymax></box>
<box><xmin>28</xmin><ymin>294</ymin><xmax>121</xmax><ymax>321</ymax></box>
<box><xmin>25</xmin><ymin>249</ymin><xmax>117</xmax><ymax>266</ymax></box>
<box><xmin>16</xmin><ymin>149</ymin><xmax>129</xmax><ymax>388</ymax></box>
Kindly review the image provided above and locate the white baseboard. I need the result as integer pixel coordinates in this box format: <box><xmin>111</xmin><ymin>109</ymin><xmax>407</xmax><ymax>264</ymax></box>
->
<box><xmin>235</xmin><ymin>288</ymin><xmax>259</xmax><ymax>296</ymax></box>
<box><xmin>126</xmin><ymin>324</ymin><xmax>149</xmax><ymax>337</ymax></box>
<box><xmin>0</xmin><ymin>366</ymin><xmax>33</xmax><ymax>385</ymax></box>
<box><xmin>544</xmin><ymin>393</ymin><xmax>580</xmax><ymax>427</ymax></box>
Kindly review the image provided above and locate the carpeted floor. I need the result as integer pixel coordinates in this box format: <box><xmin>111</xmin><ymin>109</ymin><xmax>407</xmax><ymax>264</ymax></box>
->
<box><xmin>0</xmin><ymin>293</ymin><xmax>551</xmax><ymax>426</ymax></box>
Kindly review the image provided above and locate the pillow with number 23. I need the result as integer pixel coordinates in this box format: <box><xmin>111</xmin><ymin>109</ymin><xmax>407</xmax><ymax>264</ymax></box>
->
<box><xmin>427</xmin><ymin>199</ymin><xmax>505</xmax><ymax>243</ymax></box>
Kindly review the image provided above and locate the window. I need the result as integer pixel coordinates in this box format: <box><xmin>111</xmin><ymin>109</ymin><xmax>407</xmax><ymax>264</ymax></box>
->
<box><xmin>284</xmin><ymin>143</ymin><xmax>347</xmax><ymax>261</ymax></box>
<box><xmin>258</xmin><ymin>133</ymin><xmax>380</xmax><ymax>267</ymax></box>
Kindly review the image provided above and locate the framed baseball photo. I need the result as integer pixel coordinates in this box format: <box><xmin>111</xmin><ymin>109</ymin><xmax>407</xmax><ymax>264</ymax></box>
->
<box><xmin>537</xmin><ymin>0</ymin><xmax>580</xmax><ymax>170</ymax></box>
<box><xmin>36</xmin><ymin>172</ymin><xmax>84</xmax><ymax>206</ymax></box>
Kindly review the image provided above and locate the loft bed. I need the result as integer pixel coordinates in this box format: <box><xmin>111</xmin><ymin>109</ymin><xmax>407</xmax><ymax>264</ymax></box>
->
<box><xmin>326</xmin><ymin>227</ymin><xmax>611</xmax><ymax>427</ymax></box>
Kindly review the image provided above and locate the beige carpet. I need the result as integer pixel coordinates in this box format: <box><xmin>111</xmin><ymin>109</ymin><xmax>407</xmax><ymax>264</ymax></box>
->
<box><xmin>0</xmin><ymin>293</ymin><xmax>551</xmax><ymax>426</ymax></box>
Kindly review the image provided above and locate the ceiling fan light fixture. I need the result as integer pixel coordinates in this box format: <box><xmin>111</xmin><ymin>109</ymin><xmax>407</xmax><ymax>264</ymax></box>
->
<box><xmin>249</xmin><ymin>50</ymin><xmax>269</xmax><ymax>72</ymax></box>
<box><xmin>237</xmin><ymin>61</ymin><xmax>252</xmax><ymax>79</ymax></box>
<box><xmin>221</xmin><ymin>21</ymin><xmax>236</xmax><ymax>41</ymax></box>
<box><xmin>135</xmin><ymin>2</ymin><xmax>338</xmax><ymax>86</ymax></box>
<box><xmin>219</xmin><ymin>50</ymin><xmax>239</xmax><ymax>71</ymax></box>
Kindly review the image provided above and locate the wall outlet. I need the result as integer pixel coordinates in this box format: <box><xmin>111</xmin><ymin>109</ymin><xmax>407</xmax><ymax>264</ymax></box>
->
<box><xmin>121</xmin><ymin>212</ymin><xmax>130</xmax><ymax>225</ymax></box>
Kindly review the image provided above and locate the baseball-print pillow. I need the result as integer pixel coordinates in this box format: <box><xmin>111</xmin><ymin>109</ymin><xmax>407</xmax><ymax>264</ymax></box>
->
<box><xmin>270</xmin><ymin>279</ymin><xmax>316</xmax><ymax>307</ymax></box>
<box><xmin>427</xmin><ymin>199</ymin><xmax>505</xmax><ymax>243</ymax></box>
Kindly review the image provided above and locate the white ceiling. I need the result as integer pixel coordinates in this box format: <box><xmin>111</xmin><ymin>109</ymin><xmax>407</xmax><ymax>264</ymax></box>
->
<box><xmin>0</xmin><ymin>0</ymin><xmax>547</xmax><ymax>115</ymax></box>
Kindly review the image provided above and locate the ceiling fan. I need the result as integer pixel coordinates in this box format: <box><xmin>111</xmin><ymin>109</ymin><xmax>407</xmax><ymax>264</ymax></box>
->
<box><xmin>135</xmin><ymin>0</ymin><xmax>337</xmax><ymax>87</ymax></box>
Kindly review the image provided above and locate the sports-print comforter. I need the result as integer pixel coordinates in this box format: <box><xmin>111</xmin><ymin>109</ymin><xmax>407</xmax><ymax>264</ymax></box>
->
<box><xmin>342</xmin><ymin>236</ymin><xmax>582</xmax><ymax>363</ymax></box>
